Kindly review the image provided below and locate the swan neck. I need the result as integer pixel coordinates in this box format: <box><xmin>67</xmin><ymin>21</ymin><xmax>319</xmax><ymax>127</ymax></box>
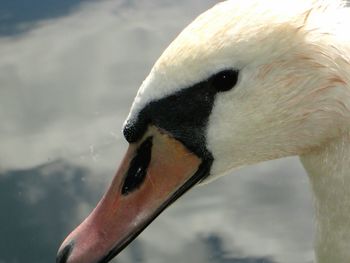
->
<box><xmin>300</xmin><ymin>133</ymin><xmax>350</xmax><ymax>263</ymax></box>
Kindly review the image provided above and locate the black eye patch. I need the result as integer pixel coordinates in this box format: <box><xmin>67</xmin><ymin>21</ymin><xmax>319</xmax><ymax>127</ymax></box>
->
<box><xmin>122</xmin><ymin>137</ymin><xmax>153</xmax><ymax>196</ymax></box>
<box><xmin>211</xmin><ymin>69</ymin><xmax>239</xmax><ymax>92</ymax></box>
<box><xmin>123</xmin><ymin>68</ymin><xmax>240</xmax><ymax>158</ymax></box>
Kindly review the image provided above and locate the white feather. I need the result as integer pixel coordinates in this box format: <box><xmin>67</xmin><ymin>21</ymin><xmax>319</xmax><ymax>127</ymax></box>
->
<box><xmin>126</xmin><ymin>1</ymin><xmax>350</xmax><ymax>262</ymax></box>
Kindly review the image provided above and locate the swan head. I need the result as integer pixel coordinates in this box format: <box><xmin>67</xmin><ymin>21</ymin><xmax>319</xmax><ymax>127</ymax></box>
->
<box><xmin>57</xmin><ymin>1</ymin><xmax>350</xmax><ymax>262</ymax></box>
<box><xmin>125</xmin><ymin>0</ymin><xmax>350</xmax><ymax>177</ymax></box>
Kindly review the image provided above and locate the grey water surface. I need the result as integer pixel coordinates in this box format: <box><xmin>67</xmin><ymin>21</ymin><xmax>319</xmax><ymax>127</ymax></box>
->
<box><xmin>0</xmin><ymin>1</ymin><xmax>315</xmax><ymax>263</ymax></box>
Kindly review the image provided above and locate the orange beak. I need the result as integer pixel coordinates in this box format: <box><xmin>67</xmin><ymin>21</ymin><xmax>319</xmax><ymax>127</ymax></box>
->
<box><xmin>57</xmin><ymin>125</ymin><xmax>211</xmax><ymax>263</ymax></box>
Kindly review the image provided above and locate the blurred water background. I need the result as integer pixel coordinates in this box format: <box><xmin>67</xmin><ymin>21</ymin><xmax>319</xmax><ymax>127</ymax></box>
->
<box><xmin>0</xmin><ymin>1</ymin><xmax>316</xmax><ymax>262</ymax></box>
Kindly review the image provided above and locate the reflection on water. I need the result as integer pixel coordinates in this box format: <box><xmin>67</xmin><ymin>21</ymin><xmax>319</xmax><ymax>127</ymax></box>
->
<box><xmin>0</xmin><ymin>0</ymin><xmax>91</xmax><ymax>36</ymax></box>
<box><xmin>0</xmin><ymin>1</ymin><xmax>315</xmax><ymax>263</ymax></box>
<box><xmin>0</xmin><ymin>162</ymin><xmax>99</xmax><ymax>263</ymax></box>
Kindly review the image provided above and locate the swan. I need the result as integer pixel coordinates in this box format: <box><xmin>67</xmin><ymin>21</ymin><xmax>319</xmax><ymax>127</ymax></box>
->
<box><xmin>57</xmin><ymin>0</ymin><xmax>350</xmax><ymax>262</ymax></box>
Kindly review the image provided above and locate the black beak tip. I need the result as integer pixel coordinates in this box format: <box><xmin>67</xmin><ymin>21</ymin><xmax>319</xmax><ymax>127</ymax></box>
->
<box><xmin>56</xmin><ymin>241</ymin><xmax>74</xmax><ymax>263</ymax></box>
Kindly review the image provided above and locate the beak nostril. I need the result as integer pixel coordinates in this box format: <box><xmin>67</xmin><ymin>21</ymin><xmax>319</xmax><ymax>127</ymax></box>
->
<box><xmin>56</xmin><ymin>241</ymin><xmax>74</xmax><ymax>263</ymax></box>
<box><xmin>121</xmin><ymin>136</ymin><xmax>153</xmax><ymax>195</ymax></box>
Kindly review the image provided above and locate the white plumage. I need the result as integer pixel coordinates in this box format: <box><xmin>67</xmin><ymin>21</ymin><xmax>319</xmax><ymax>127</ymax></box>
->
<box><xmin>126</xmin><ymin>1</ymin><xmax>350</xmax><ymax>262</ymax></box>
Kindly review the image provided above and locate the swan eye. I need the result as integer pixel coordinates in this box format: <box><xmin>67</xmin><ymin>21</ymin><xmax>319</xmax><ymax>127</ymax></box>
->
<box><xmin>212</xmin><ymin>69</ymin><xmax>239</xmax><ymax>92</ymax></box>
